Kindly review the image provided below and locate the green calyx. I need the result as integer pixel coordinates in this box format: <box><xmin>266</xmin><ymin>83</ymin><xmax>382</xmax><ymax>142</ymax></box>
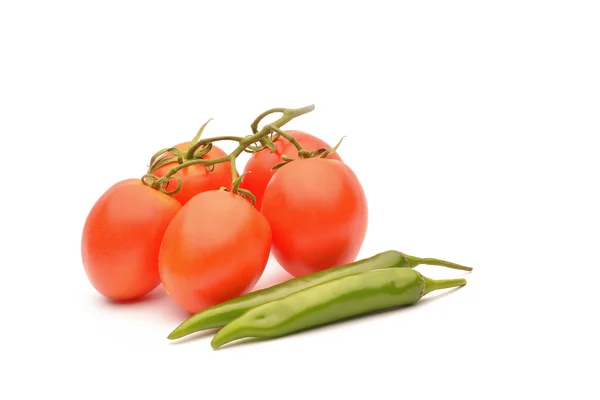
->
<box><xmin>267</xmin><ymin>125</ymin><xmax>346</xmax><ymax>171</ymax></box>
<box><xmin>421</xmin><ymin>276</ymin><xmax>467</xmax><ymax>296</ymax></box>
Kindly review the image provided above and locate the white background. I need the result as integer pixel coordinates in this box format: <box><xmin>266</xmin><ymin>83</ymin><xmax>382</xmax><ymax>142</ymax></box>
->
<box><xmin>1</xmin><ymin>1</ymin><xmax>598</xmax><ymax>399</ymax></box>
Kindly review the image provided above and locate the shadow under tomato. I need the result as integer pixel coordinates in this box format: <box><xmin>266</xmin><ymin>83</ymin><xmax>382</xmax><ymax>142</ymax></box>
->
<box><xmin>212</xmin><ymin>286</ymin><xmax>465</xmax><ymax>351</ymax></box>
<box><xmin>98</xmin><ymin>285</ymin><xmax>192</xmax><ymax>325</ymax></box>
<box><xmin>102</xmin><ymin>285</ymin><xmax>167</xmax><ymax>306</ymax></box>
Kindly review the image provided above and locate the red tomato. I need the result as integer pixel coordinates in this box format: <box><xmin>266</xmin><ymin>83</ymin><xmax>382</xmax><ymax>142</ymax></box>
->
<box><xmin>81</xmin><ymin>179</ymin><xmax>181</xmax><ymax>301</ymax></box>
<box><xmin>152</xmin><ymin>142</ymin><xmax>234</xmax><ymax>205</ymax></box>
<box><xmin>240</xmin><ymin>130</ymin><xmax>342</xmax><ymax>210</ymax></box>
<box><xmin>261</xmin><ymin>158</ymin><xmax>368</xmax><ymax>277</ymax></box>
<box><xmin>159</xmin><ymin>190</ymin><xmax>272</xmax><ymax>314</ymax></box>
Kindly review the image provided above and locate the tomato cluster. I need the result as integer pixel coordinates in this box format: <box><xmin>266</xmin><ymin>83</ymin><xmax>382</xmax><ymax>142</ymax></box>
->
<box><xmin>81</xmin><ymin>106</ymin><xmax>368</xmax><ymax>314</ymax></box>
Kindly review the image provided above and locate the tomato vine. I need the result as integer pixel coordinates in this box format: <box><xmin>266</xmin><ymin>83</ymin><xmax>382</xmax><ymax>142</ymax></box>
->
<box><xmin>141</xmin><ymin>104</ymin><xmax>342</xmax><ymax>204</ymax></box>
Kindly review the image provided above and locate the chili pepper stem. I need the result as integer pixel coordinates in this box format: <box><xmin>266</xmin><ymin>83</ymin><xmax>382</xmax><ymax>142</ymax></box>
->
<box><xmin>403</xmin><ymin>254</ymin><xmax>472</xmax><ymax>271</ymax></box>
<box><xmin>420</xmin><ymin>257</ymin><xmax>472</xmax><ymax>271</ymax></box>
<box><xmin>422</xmin><ymin>276</ymin><xmax>467</xmax><ymax>296</ymax></box>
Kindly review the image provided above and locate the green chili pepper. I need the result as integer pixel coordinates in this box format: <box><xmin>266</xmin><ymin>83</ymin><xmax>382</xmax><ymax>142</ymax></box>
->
<box><xmin>210</xmin><ymin>268</ymin><xmax>466</xmax><ymax>349</ymax></box>
<box><xmin>168</xmin><ymin>250</ymin><xmax>470</xmax><ymax>340</ymax></box>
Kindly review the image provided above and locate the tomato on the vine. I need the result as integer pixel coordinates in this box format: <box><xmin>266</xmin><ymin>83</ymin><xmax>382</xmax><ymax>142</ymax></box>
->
<box><xmin>240</xmin><ymin>130</ymin><xmax>342</xmax><ymax>210</ymax></box>
<box><xmin>152</xmin><ymin>142</ymin><xmax>235</xmax><ymax>205</ymax></box>
<box><xmin>159</xmin><ymin>190</ymin><xmax>272</xmax><ymax>314</ymax></box>
<box><xmin>261</xmin><ymin>158</ymin><xmax>368</xmax><ymax>277</ymax></box>
<box><xmin>81</xmin><ymin>179</ymin><xmax>181</xmax><ymax>301</ymax></box>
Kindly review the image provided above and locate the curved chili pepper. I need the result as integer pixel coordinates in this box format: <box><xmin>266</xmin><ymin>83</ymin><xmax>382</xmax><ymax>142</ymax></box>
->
<box><xmin>168</xmin><ymin>250</ymin><xmax>470</xmax><ymax>340</ymax></box>
<box><xmin>211</xmin><ymin>268</ymin><xmax>466</xmax><ymax>348</ymax></box>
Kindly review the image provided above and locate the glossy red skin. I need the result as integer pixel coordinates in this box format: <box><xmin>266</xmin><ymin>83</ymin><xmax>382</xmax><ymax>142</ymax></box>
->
<box><xmin>153</xmin><ymin>142</ymin><xmax>234</xmax><ymax>205</ymax></box>
<box><xmin>261</xmin><ymin>158</ymin><xmax>368</xmax><ymax>277</ymax></box>
<box><xmin>240</xmin><ymin>130</ymin><xmax>342</xmax><ymax>210</ymax></box>
<box><xmin>159</xmin><ymin>190</ymin><xmax>272</xmax><ymax>314</ymax></box>
<box><xmin>81</xmin><ymin>179</ymin><xmax>182</xmax><ymax>300</ymax></box>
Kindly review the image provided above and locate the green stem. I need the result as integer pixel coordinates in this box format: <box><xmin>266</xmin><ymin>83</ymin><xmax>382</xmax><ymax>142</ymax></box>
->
<box><xmin>266</xmin><ymin>125</ymin><xmax>304</xmax><ymax>152</ymax></box>
<box><xmin>420</xmin><ymin>257</ymin><xmax>472</xmax><ymax>271</ymax></box>
<box><xmin>250</xmin><ymin>104</ymin><xmax>314</xmax><ymax>134</ymax></box>
<box><xmin>149</xmin><ymin>155</ymin><xmax>179</xmax><ymax>174</ymax></box>
<box><xmin>260</xmin><ymin>136</ymin><xmax>277</xmax><ymax>152</ymax></box>
<box><xmin>422</xmin><ymin>277</ymin><xmax>467</xmax><ymax>296</ymax></box>
<box><xmin>250</xmin><ymin>108</ymin><xmax>286</xmax><ymax>134</ymax></box>
<box><xmin>149</xmin><ymin>105</ymin><xmax>316</xmax><ymax>193</ymax></box>
<box><xmin>186</xmin><ymin>135</ymin><xmax>244</xmax><ymax>159</ymax></box>
<box><xmin>149</xmin><ymin>147</ymin><xmax>171</xmax><ymax>167</ymax></box>
<box><xmin>230</xmin><ymin>157</ymin><xmax>237</xmax><ymax>191</ymax></box>
<box><xmin>162</xmin><ymin>155</ymin><xmax>230</xmax><ymax>179</ymax></box>
<box><xmin>402</xmin><ymin>254</ymin><xmax>472</xmax><ymax>271</ymax></box>
<box><xmin>189</xmin><ymin>118</ymin><xmax>213</xmax><ymax>147</ymax></box>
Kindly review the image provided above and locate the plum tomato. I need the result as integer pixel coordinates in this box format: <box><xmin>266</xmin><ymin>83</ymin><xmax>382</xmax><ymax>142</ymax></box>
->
<box><xmin>81</xmin><ymin>179</ymin><xmax>181</xmax><ymax>301</ymax></box>
<box><xmin>158</xmin><ymin>190</ymin><xmax>272</xmax><ymax>314</ymax></box>
<box><xmin>261</xmin><ymin>158</ymin><xmax>368</xmax><ymax>277</ymax></box>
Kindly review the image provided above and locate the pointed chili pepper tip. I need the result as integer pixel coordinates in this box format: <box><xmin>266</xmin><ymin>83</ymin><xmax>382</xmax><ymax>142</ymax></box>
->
<box><xmin>166</xmin><ymin>323</ymin><xmax>190</xmax><ymax>340</ymax></box>
<box><xmin>167</xmin><ymin>332</ymin><xmax>180</xmax><ymax>340</ymax></box>
<box><xmin>210</xmin><ymin>333</ymin><xmax>229</xmax><ymax>349</ymax></box>
<box><xmin>211</xmin><ymin>326</ymin><xmax>245</xmax><ymax>349</ymax></box>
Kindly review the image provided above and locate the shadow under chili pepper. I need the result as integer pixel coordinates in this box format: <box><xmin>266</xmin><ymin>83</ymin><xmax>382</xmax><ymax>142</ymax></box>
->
<box><xmin>210</xmin><ymin>335</ymin><xmax>273</xmax><ymax>350</ymax></box>
<box><xmin>212</xmin><ymin>286</ymin><xmax>466</xmax><ymax>350</ymax></box>
<box><xmin>415</xmin><ymin>285</ymin><xmax>465</xmax><ymax>304</ymax></box>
